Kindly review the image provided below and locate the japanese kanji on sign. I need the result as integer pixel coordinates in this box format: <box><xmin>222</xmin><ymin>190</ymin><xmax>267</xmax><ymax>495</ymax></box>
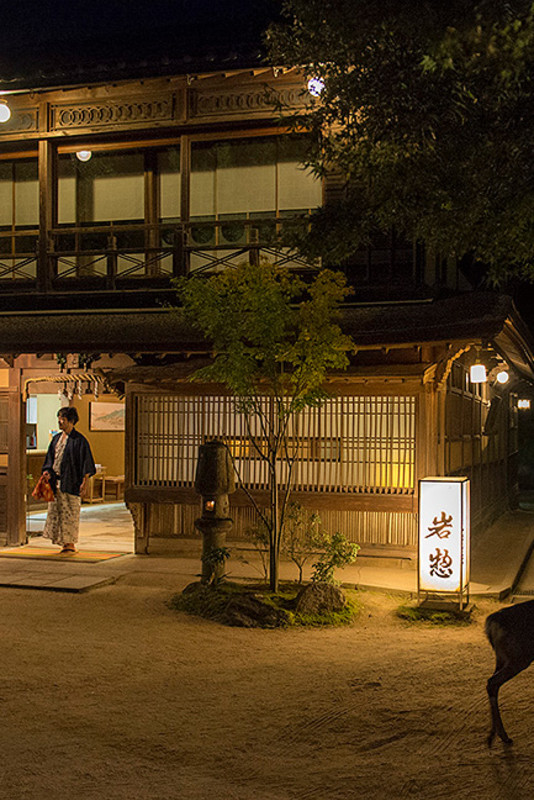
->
<box><xmin>418</xmin><ymin>477</ymin><xmax>470</xmax><ymax>606</ymax></box>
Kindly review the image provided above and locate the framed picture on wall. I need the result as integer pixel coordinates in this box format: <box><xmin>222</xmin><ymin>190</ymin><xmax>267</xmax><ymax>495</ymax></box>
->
<box><xmin>90</xmin><ymin>402</ymin><xmax>125</xmax><ymax>432</ymax></box>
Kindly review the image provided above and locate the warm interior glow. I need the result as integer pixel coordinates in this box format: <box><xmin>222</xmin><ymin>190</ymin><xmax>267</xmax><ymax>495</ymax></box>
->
<box><xmin>518</xmin><ymin>399</ymin><xmax>531</xmax><ymax>410</ymax></box>
<box><xmin>496</xmin><ymin>370</ymin><xmax>509</xmax><ymax>384</ymax></box>
<box><xmin>0</xmin><ymin>101</ymin><xmax>11</xmax><ymax>123</ymax></box>
<box><xmin>76</xmin><ymin>150</ymin><xmax>92</xmax><ymax>162</ymax></box>
<box><xmin>470</xmin><ymin>363</ymin><xmax>487</xmax><ymax>383</ymax></box>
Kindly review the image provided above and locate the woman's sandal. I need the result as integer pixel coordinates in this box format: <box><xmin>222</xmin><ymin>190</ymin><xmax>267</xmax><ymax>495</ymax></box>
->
<box><xmin>60</xmin><ymin>547</ymin><xmax>76</xmax><ymax>555</ymax></box>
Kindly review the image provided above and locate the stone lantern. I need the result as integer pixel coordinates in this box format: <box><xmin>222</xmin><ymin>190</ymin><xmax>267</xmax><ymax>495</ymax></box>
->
<box><xmin>194</xmin><ymin>439</ymin><xmax>235</xmax><ymax>583</ymax></box>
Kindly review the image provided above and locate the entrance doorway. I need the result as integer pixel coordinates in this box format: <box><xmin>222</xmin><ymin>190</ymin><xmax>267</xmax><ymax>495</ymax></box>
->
<box><xmin>25</xmin><ymin>382</ymin><xmax>132</xmax><ymax>553</ymax></box>
<box><xmin>26</xmin><ymin>502</ymin><xmax>133</xmax><ymax>552</ymax></box>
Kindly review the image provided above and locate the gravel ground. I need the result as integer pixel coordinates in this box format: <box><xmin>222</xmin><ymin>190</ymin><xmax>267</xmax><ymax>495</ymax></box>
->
<box><xmin>0</xmin><ymin>582</ymin><xmax>532</xmax><ymax>800</ymax></box>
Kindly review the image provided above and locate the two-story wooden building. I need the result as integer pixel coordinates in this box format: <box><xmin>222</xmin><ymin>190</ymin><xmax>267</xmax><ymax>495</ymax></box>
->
<box><xmin>0</xmin><ymin>15</ymin><xmax>532</xmax><ymax>557</ymax></box>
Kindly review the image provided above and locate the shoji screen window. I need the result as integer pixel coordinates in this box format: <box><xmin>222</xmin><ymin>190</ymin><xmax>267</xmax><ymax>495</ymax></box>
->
<box><xmin>58</xmin><ymin>151</ymin><xmax>144</xmax><ymax>226</ymax></box>
<box><xmin>57</xmin><ymin>151</ymin><xmax>145</xmax><ymax>274</ymax></box>
<box><xmin>158</xmin><ymin>146</ymin><xmax>181</xmax><ymax>223</ymax></box>
<box><xmin>0</xmin><ymin>159</ymin><xmax>39</xmax><ymax>262</ymax></box>
<box><xmin>189</xmin><ymin>135</ymin><xmax>321</xmax><ymax>269</ymax></box>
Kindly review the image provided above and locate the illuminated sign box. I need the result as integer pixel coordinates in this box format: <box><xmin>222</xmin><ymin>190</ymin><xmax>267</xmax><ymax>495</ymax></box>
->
<box><xmin>418</xmin><ymin>477</ymin><xmax>470</xmax><ymax>606</ymax></box>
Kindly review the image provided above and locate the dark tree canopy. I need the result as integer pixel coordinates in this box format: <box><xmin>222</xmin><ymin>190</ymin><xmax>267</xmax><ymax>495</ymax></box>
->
<box><xmin>267</xmin><ymin>0</ymin><xmax>534</xmax><ymax>283</ymax></box>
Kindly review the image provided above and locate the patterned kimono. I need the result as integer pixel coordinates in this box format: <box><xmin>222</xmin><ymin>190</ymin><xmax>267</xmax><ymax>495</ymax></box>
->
<box><xmin>42</xmin><ymin>430</ymin><xmax>95</xmax><ymax>546</ymax></box>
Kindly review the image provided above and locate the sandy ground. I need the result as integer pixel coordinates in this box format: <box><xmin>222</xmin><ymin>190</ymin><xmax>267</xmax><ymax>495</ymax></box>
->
<box><xmin>0</xmin><ymin>581</ymin><xmax>532</xmax><ymax>800</ymax></box>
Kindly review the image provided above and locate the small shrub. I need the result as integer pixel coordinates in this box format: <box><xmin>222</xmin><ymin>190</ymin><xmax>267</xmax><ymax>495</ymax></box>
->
<box><xmin>311</xmin><ymin>531</ymin><xmax>360</xmax><ymax>585</ymax></box>
<box><xmin>281</xmin><ymin>502</ymin><xmax>324</xmax><ymax>583</ymax></box>
<box><xmin>201</xmin><ymin>546</ymin><xmax>231</xmax><ymax>586</ymax></box>
<box><xmin>241</xmin><ymin>520</ymin><xmax>270</xmax><ymax>581</ymax></box>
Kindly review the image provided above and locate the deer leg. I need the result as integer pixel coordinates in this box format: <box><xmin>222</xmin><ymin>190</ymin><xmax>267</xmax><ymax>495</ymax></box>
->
<box><xmin>487</xmin><ymin>662</ymin><xmax>526</xmax><ymax>746</ymax></box>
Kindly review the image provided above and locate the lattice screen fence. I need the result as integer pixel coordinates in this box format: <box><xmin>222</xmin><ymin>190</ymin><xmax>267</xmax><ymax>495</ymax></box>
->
<box><xmin>134</xmin><ymin>394</ymin><xmax>416</xmax><ymax>495</ymax></box>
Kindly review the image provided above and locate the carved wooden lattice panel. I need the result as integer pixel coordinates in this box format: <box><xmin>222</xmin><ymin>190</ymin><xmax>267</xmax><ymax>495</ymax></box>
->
<box><xmin>134</xmin><ymin>394</ymin><xmax>416</xmax><ymax>494</ymax></box>
<box><xmin>50</xmin><ymin>96</ymin><xmax>175</xmax><ymax>130</ymax></box>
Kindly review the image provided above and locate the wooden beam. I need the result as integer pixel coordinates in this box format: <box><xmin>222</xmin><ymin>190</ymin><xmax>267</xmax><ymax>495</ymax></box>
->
<box><xmin>125</xmin><ymin>485</ymin><xmax>416</xmax><ymax>513</ymax></box>
<box><xmin>7</xmin><ymin>369</ymin><xmax>25</xmax><ymax>545</ymax></box>
<box><xmin>38</xmin><ymin>139</ymin><xmax>55</xmax><ymax>292</ymax></box>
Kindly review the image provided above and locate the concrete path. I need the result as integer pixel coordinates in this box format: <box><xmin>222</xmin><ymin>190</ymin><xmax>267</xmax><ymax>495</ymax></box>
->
<box><xmin>3</xmin><ymin>500</ymin><xmax>533</xmax><ymax>599</ymax></box>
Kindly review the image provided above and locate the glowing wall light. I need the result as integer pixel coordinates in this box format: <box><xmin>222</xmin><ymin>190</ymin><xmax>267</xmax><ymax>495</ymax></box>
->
<box><xmin>518</xmin><ymin>398</ymin><xmax>531</xmax><ymax>410</ymax></box>
<box><xmin>496</xmin><ymin>370</ymin><xmax>509</xmax><ymax>385</ymax></box>
<box><xmin>419</xmin><ymin>477</ymin><xmax>470</xmax><ymax>607</ymax></box>
<box><xmin>307</xmin><ymin>77</ymin><xmax>325</xmax><ymax>97</ymax></box>
<box><xmin>76</xmin><ymin>150</ymin><xmax>92</xmax><ymax>162</ymax></box>
<box><xmin>470</xmin><ymin>363</ymin><xmax>487</xmax><ymax>384</ymax></box>
<box><xmin>0</xmin><ymin>101</ymin><xmax>11</xmax><ymax>123</ymax></box>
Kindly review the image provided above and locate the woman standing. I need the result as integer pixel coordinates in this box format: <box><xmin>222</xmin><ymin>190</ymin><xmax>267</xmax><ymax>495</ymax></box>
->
<box><xmin>42</xmin><ymin>406</ymin><xmax>96</xmax><ymax>554</ymax></box>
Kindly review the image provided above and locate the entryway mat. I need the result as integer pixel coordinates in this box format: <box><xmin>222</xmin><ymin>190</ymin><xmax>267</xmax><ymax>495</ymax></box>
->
<box><xmin>0</xmin><ymin>548</ymin><xmax>129</xmax><ymax>563</ymax></box>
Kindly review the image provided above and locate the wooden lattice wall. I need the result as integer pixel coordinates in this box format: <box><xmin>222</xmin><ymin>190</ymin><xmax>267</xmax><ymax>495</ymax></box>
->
<box><xmin>133</xmin><ymin>393</ymin><xmax>416</xmax><ymax>495</ymax></box>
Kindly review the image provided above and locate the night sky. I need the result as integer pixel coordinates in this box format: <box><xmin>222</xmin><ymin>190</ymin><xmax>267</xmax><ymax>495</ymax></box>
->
<box><xmin>0</xmin><ymin>1</ymin><xmax>279</xmax><ymax>46</ymax></box>
<box><xmin>0</xmin><ymin>0</ymin><xmax>280</xmax><ymax>87</ymax></box>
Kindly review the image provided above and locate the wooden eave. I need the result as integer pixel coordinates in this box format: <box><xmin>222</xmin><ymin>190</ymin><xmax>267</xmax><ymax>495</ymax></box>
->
<box><xmin>0</xmin><ymin>68</ymin><xmax>305</xmax><ymax>146</ymax></box>
<box><xmin>0</xmin><ymin>292</ymin><xmax>531</xmax><ymax>386</ymax></box>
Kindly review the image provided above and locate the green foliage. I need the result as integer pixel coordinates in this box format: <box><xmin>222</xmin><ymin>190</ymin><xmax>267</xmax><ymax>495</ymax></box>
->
<box><xmin>267</xmin><ymin>0</ymin><xmax>534</xmax><ymax>282</ymax></box>
<box><xmin>174</xmin><ymin>262</ymin><xmax>353</xmax><ymax>400</ymax></box>
<box><xmin>174</xmin><ymin>262</ymin><xmax>354</xmax><ymax>591</ymax></box>
<box><xmin>241</xmin><ymin>520</ymin><xmax>270</xmax><ymax>582</ymax></box>
<box><xmin>281</xmin><ymin>502</ymin><xmax>326</xmax><ymax>582</ymax></box>
<box><xmin>311</xmin><ymin>531</ymin><xmax>360</xmax><ymax>585</ymax></box>
<box><xmin>201</xmin><ymin>546</ymin><xmax>231</xmax><ymax>586</ymax></box>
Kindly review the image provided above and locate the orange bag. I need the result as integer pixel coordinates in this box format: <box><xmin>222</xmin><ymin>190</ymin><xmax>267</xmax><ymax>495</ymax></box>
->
<box><xmin>32</xmin><ymin>473</ymin><xmax>55</xmax><ymax>502</ymax></box>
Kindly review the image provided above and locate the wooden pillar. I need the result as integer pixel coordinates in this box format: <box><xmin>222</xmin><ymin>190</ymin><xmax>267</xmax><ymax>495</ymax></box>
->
<box><xmin>144</xmin><ymin>149</ymin><xmax>159</xmax><ymax>276</ymax></box>
<box><xmin>124</xmin><ymin>388</ymin><xmax>149</xmax><ymax>552</ymax></box>
<box><xmin>416</xmin><ymin>385</ymin><xmax>438</xmax><ymax>486</ymax></box>
<box><xmin>38</xmin><ymin>140</ymin><xmax>55</xmax><ymax>292</ymax></box>
<box><xmin>180</xmin><ymin>135</ymin><xmax>190</xmax><ymax>274</ymax></box>
<box><xmin>7</xmin><ymin>368</ymin><xmax>26</xmax><ymax>545</ymax></box>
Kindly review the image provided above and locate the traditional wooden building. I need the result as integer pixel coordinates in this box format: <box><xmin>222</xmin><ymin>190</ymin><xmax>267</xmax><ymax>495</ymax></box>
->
<box><xmin>0</xmin><ymin>18</ymin><xmax>532</xmax><ymax>556</ymax></box>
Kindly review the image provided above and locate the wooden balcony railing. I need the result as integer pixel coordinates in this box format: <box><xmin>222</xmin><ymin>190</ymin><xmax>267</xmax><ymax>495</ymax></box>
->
<box><xmin>0</xmin><ymin>215</ymin><xmax>421</xmax><ymax>293</ymax></box>
<box><xmin>0</xmin><ymin>216</ymin><xmax>317</xmax><ymax>291</ymax></box>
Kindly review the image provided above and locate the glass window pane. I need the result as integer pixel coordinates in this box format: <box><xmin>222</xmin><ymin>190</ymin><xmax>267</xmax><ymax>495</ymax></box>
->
<box><xmin>0</xmin><ymin>162</ymin><xmax>13</xmax><ymax>227</ymax></box>
<box><xmin>190</xmin><ymin>144</ymin><xmax>216</xmax><ymax>219</ymax></box>
<box><xmin>278</xmin><ymin>137</ymin><xmax>322</xmax><ymax>212</ymax></box>
<box><xmin>190</xmin><ymin>136</ymin><xmax>321</xmax><ymax>220</ymax></box>
<box><xmin>58</xmin><ymin>152</ymin><xmax>144</xmax><ymax>224</ymax></box>
<box><xmin>58</xmin><ymin>157</ymin><xmax>76</xmax><ymax>224</ymax></box>
<box><xmin>14</xmin><ymin>161</ymin><xmax>38</xmax><ymax>226</ymax></box>
<box><xmin>158</xmin><ymin>147</ymin><xmax>180</xmax><ymax>221</ymax></box>
<box><xmin>216</xmin><ymin>139</ymin><xmax>276</xmax><ymax>215</ymax></box>
<box><xmin>91</xmin><ymin>153</ymin><xmax>144</xmax><ymax>221</ymax></box>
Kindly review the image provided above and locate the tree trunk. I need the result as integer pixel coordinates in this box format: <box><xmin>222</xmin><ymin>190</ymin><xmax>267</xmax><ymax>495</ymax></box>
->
<box><xmin>269</xmin><ymin>541</ymin><xmax>279</xmax><ymax>593</ymax></box>
<box><xmin>269</xmin><ymin>470</ymin><xmax>280</xmax><ymax>592</ymax></box>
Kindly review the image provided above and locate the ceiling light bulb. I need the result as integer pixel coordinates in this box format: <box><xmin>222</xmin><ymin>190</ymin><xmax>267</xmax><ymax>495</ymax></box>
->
<box><xmin>76</xmin><ymin>150</ymin><xmax>92</xmax><ymax>162</ymax></box>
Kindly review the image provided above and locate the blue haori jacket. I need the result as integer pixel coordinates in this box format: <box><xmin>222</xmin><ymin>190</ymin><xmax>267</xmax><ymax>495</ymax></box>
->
<box><xmin>42</xmin><ymin>429</ymin><xmax>96</xmax><ymax>496</ymax></box>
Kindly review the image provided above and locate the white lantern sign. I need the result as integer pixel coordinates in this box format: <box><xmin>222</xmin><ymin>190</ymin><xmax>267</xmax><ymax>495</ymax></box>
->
<box><xmin>418</xmin><ymin>477</ymin><xmax>470</xmax><ymax>606</ymax></box>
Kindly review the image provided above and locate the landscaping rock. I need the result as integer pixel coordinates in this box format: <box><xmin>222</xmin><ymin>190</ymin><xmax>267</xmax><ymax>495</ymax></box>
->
<box><xmin>223</xmin><ymin>593</ymin><xmax>289</xmax><ymax>628</ymax></box>
<box><xmin>182</xmin><ymin>581</ymin><xmax>206</xmax><ymax>596</ymax></box>
<box><xmin>295</xmin><ymin>583</ymin><xmax>346</xmax><ymax>615</ymax></box>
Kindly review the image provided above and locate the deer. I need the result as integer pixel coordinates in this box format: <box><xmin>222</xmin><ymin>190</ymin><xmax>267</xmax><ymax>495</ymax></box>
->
<box><xmin>486</xmin><ymin>599</ymin><xmax>534</xmax><ymax>746</ymax></box>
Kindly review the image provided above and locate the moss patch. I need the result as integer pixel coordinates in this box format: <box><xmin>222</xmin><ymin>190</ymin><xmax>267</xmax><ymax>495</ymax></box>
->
<box><xmin>396</xmin><ymin>602</ymin><xmax>474</xmax><ymax>626</ymax></box>
<box><xmin>169</xmin><ymin>581</ymin><xmax>362</xmax><ymax>628</ymax></box>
